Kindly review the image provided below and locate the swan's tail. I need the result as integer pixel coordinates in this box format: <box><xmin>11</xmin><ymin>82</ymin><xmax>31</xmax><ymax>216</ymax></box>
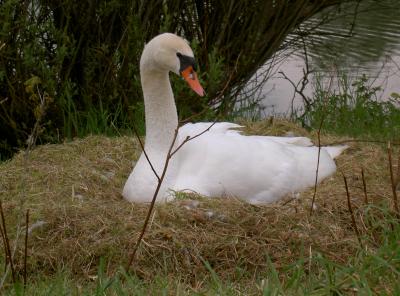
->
<box><xmin>323</xmin><ymin>145</ymin><xmax>348</xmax><ymax>159</ymax></box>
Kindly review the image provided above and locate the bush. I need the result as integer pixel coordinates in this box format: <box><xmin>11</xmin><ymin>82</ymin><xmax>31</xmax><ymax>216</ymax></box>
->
<box><xmin>299</xmin><ymin>74</ymin><xmax>400</xmax><ymax>139</ymax></box>
<box><xmin>0</xmin><ymin>0</ymin><xmax>352</xmax><ymax>159</ymax></box>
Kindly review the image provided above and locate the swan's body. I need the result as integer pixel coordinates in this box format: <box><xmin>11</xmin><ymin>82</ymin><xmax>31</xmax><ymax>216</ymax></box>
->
<box><xmin>123</xmin><ymin>33</ymin><xmax>347</xmax><ymax>204</ymax></box>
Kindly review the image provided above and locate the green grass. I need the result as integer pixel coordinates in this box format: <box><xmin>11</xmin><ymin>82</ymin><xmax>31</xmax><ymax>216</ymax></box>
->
<box><xmin>3</xmin><ymin>230</ymin><xmax>399</xmax><ymax>295</ymax></box>
<box><xmin>59</xmin><ymin>85</ymin><xmax>144</xmax><ymax>139</ymax></box>
<box><xmin>298</xmin><ymin>74</ymin><xmax>400</xmax><ymax>140</ymax></box>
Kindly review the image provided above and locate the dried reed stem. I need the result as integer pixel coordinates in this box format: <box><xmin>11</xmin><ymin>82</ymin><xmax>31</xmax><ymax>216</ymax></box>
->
<box><xmin>387</xmin><ymin>142</ymin><xmax>400</xmax><ymax>217</ymax></box>
<box><xmin>0</xmin><ymin>218</ymin><xmax>7</xmax><ymax>271</ymax></box>
<box><xmin>0</xmin><ymin>201</ymin><xmax>16</xmax><ymax>283</ymax></box>
<box><xmin>310</xmin><ymin>131</ymin><xmax>322</xmax><ymax>217</ymax></box>
<box><xmin>310</xmin><ymin>75</ymin><xmax>334</xmax><ymax>216</ymax></box>
<box><xmin>24</xmin><ymin>209</ymin><xmax>30</xmax><ymax>288</ymax></box>
<box><xmin>361</xmin><ymin>168</ymin><xmax>368</xmax><ymax>205</ymax></box>
<box><xmin>396</xmin><ymin>149</ymin><xmax>400</xmax><ymax>189</ymax></box>
<box><xmin>131</xmin><ymin>123</ymin><xmax>160</xmax><ymax>182</ymax></box>
<box><xmin>343</xmin><ymin>174</ymin><xmax>362</xmax><ymax>247</ymax></box>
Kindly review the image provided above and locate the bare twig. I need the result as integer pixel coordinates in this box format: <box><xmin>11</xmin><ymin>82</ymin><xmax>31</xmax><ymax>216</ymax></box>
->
<box><xmin>126</xmin><ymin>128</ymin><xmax>180</xmax><ymax>270</ymax></box>
<box><xmin>280</xmin><ymin>34</ymin><xmax>315</xmax><ymax>118</ymax></box>
<box><xmin>309</xmin><ymin>131</ymin><xmax>322</xmax><ymax>217</ymax></box>
<box><xmin>131</xmin><ymin>123</ymin><xmax>160</xmax><ymax>182</ymax></box>
<box><xmin>343</xmin><ymin>174</ymin><xmax>362</xmax><ymax>247</ymax></box>
<box><xmin>0</xmin><ymin>201</ymin><xmax>16</xmax><ymax>284</ymax></box>
<box><xmin>395</xmin><ymin>149</ymin><xmax>400</xmax><ymax>190</ymax></box>
<box><xmin>387</xmin><ymin>142</ymin><xmax>400</xmax><ymax>218</ymax></box>
<box><xmin>0</xmin><ymin>218</ymin><xmax>7</xmax><ymax>271</ymax></box>
<box><xmin>323</xmin><ymin>139</ymin><xmax>400</xmax><ymax>147</ymax></box>
<box><xmin>279</xmin><ymin>63</ymin><xmax>314</xmax><ymax>115</ymax></box>
<box><xmin>361</xmin><ymin>168</ymin><xmax>368</xmax><ymax>205</ymax></box>
<box><xmin>310</xmin><ymin>75</ymin><xmax>334</xmax><ymax>216</ymax></box>
<box><xmin>25</xmin><ymin>86</ymin><xmax>47</xmax><ymax>154</ymax></box>
<box><xmin>360</xmin><ymin>168</ymin><xmax>374</xmax><ymax>234</ymax></box>
<box><xmin>24</xmin><ymin>209</ymin><xmax>30</xmax><ymax>288</ymax></box>
<box><xmin>279</xmin><ymin>70</ymin><xmax>311</xmax><ymax>109</ymax></box>
<box><xmin>170</xmin><ymin>122</ymin><xmax>218</xmax><ymax>157</ymax></box>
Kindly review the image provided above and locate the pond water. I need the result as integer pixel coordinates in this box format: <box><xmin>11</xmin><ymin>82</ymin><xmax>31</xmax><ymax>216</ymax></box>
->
<box><xmin>261</xmin><ymin>0</ymin><xmax>400</xmax><ymax>116</ymax></box>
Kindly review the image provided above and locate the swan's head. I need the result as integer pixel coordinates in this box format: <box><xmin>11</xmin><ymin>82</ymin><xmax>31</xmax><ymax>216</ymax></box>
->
<box><xmin>140</xmin><ymin>33</ymin><xmax>204</xmax><ymax>96</ymax></box>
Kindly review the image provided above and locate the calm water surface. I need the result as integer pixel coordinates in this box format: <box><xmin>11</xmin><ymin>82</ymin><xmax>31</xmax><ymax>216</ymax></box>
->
<box><xmin>262</xmin><ymin>0</ymin><xmax>400</xmax><ymax>115</ymax></box>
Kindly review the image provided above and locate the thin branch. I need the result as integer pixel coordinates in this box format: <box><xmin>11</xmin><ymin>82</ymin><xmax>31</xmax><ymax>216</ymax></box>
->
<box><xmin>309</xmin><ymin>131</ymin><xmax>322</xmax><ymax>217</ymax></box>
<box><xmin>126</xmin><ymin>128</ymin><xmax>179</xmax><ymax>270</ymax></box>
<box><xmin>279</xmin><ymin>70</ymin><xmax>311</xmax><ymax>109</ymax></box>
<box><xmin>343</xmin><ymin>174</ymin><xmax>363</xmax><ymax>248</ymax></box>
<box><xmin>170</xmin><ymin>121</ymin><xmax>217</xmax><ymax>158</ymax></box>
<box><xmin>323</xmin><ymin>139</ymin><xmax>400</xmax><ymax>147</ymax></box>
<box><xmin>131</xmin><ymin>123</ymin><xmax>160</xmax><ymax>182</ymax></box>
<box><xmin>0</xmin><ymin>201</ymin><xmax>16</xmax><ymax>284</ymax></box>
<box><xmin>361</xmin><ymin>168</ymin><xmax>368</xmax><ymax>205</ymax></box>
<box><xmin>310</xmin><ymin>75</ymin><xmax>333</xmax><ymax>216</ymax></box>
<box><xmin>24</xmin><ymin>209</ymin><xmax>30</xmax><ymax>288</ymax></box>
<box><xmin>395</xmin><ymin>149</ymin><xmax>400</xmax><ymax>190</ymax></box>
<box><xmin>387</xmin><ymin>142</ymin><xmax>400</xmax><ymax>218</ymax></box>
<box><xmin>278</xmin><ymin>37</ymin><xmax>314</xmax><ymax>114</ymax></box>
<box><xmin>0</xmin><ymin>218</ymin><xmax>7</xmax><ymax>271</ymax></box>
<box><xmin>25</xmin><ymin>86</ymin><xmax>47</xmax><ymax>154</ymax></box>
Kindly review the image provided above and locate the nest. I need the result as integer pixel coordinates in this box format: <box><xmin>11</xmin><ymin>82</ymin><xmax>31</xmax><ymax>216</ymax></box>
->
<box><xmin>0</xmin><ymin>119</ymin><xmax>397</xmax><ymax>288</ymax></box>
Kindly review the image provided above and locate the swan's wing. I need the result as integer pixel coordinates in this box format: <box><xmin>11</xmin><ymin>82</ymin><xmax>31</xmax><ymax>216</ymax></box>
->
<box><xmin>179</xmin><ymin>122</ymin><xmax>243</xmax><ymax>136</ymax></box>
<box><xmin>179</xmin><ymin>122</ymin><xmax>312</xmax><ymax>146</ymax></box>
<box><xmin>173</xmin><ymin>126</ymin><xmax>316</xmax><ymax>202</ymax></box>
<box><xmin>322</xmin><ymin>145</ymin><xmax>348</xmax><ymax>159</ymax></box>
<box><xmin>252</xmin><ymin>136</ymin><xmax>313</xmax><ymax>147</ymax></box>
<box><xmin>173</xmin><ymin>122</ymin><xmax>342</xmax><ymax>204</ymax></box>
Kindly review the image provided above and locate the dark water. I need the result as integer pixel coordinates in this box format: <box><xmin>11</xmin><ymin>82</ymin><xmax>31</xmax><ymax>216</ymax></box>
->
<box><xmin>262</xmin><ymin>0</ymin><xmax>400</xmax><ymax>115</ymax></box>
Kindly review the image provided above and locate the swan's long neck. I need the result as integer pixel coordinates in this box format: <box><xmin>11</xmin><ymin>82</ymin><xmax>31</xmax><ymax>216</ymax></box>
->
<box><xmin>141</xmin><ymin>69</ymin><xmax>178</xmax><ymax>151</ymax></box>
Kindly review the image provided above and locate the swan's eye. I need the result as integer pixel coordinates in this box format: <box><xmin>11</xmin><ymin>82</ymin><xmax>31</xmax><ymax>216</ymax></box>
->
<box><xmin>177</xmin><ymin>53</ymin><xmax>197</xmax><ymax>74</ymax></box>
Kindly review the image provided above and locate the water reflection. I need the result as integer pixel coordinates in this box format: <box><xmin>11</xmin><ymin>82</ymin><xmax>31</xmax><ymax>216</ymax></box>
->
<box><xmin>262</xmin><ymin>0</ymin><xmax>400</xmax><ymax>115</ymax></box>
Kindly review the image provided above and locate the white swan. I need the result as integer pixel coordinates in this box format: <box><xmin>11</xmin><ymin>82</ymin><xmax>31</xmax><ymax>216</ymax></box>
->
<box><xmin>122</xmin><ymin>33</ymin><xmax>347</xmax><ymax>204</ymax></box>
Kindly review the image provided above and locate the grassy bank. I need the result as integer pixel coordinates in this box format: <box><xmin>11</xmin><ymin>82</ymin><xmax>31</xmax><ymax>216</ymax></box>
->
<box><xmin>297</xmin><ymin>74</ymin><xmax>400</xmax><ymax>140</ymax></box>
<box><xmin>0</xmin><ymin>119</ymin><xmax>399</xmax><ymax>294</ymax></box>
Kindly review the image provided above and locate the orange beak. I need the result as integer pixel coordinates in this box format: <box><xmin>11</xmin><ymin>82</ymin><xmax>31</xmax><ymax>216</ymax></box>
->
<box><xmin>181</xmin><ymin>66</ymin><xmax>205</xmax><ymax>96</ymax></box>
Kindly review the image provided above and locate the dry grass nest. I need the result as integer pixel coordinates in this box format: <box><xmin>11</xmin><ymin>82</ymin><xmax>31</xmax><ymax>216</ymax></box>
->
<box><xmin>0</xmin><ymin>119</ymin><xmax>398</xmax><ymax>285</ymax></box>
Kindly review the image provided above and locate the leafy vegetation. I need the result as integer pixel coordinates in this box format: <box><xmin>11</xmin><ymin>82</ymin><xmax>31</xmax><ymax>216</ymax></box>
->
<box><xmin>297</xmin><ymin>74</ymin><xmax>400</xmax><ymax>140</ymax></box>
